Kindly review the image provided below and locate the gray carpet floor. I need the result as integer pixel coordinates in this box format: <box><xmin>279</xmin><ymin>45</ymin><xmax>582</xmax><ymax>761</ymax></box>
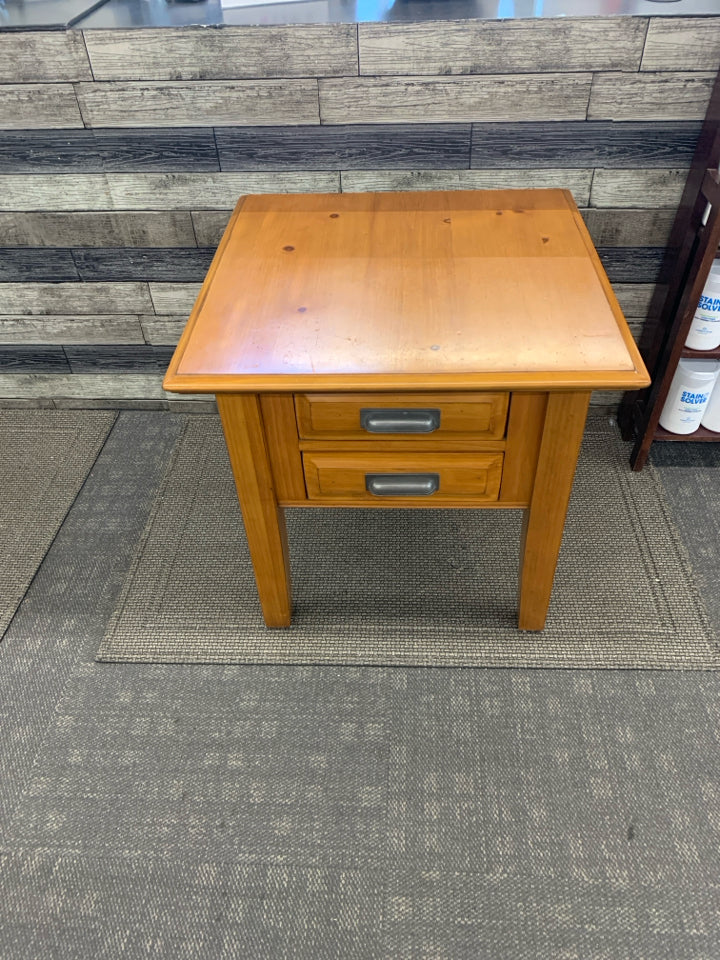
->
<box><xmin>1</xmin><ymin>412</ymin><xmax>719</xmax><ymax>960</ymax></box>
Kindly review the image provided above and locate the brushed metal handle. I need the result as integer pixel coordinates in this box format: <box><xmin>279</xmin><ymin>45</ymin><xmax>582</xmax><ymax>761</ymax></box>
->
<box><xmin>360</xmin><ymin>408</ymin><xmax>440</xmax><ymax>434</ymax></box>
<box><xmin>365</xmin><ymin>473</ymin><xmax>440</xmax><ymax>497</ymax></box>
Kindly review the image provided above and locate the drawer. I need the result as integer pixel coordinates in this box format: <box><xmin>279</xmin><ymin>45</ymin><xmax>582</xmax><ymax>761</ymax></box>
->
<box><xmin>303</xmin><ymin>452</ymin><xmax>504</xmax><ymax>502</ymax></box>
<box><xmin>295</xmin><ymin>392</ymin><xmax>508</xmax><ymax>441</ymax></box>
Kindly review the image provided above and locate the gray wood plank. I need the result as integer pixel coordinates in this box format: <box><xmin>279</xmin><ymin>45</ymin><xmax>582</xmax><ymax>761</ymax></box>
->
<box><xmin>72</xmin><ymin>248</ymin><xmax>215</xmax><ymax>282</ymax></box>
<box><xmin>340</xmin><ymin>169</ymin><xmax>594</xmax><ymax>206</ymax></box>
<box><xmin>0</xmin><ymin>249</ymin><xmax>79</xmax><ymax>283</ymax></box>
<box><xmin>0</xmin><ymin>373</ymin><xmax>171</xmax><ymax>400</ymax></box>
<box><xmin>580</xmin><ymin>208</ymin><xmax>675</xmax><ymax>247</ymax></box>
<box><xmin>0</xmin><ymin>84</ymin><xmax>83</xmax><ymax>130</ymax></box>
<box><xmin>139</xmin><ymin>316</ymin><xmax>187</xmax><ymax>345</ymax></box>
<box><xmin>641</xmin><ymin>17</ymin><xmax>720</xmax><ymax>72</ymax></box>
<box><xmin>52</xmin><ymin>397</ymin><xmax>170</xmax><ymax>410</ymax></box>
<box><xmin>84</xmin><ymin>25</ymin><xmax>357</xmax><ymax>80</ymax></box>
<box><xmin>0</xmin><ymin>282</ymin><xmax>153</xmax><ymax>316</ymax></box>
<box><xmin>0</xmin><ymin>32</ymin><xmax>92</xmax><ymax>82</ymax></box>
<box><xmin>0</xmin><ymin>173</ymin><xmax>339</xmax><ymax>211</ymax></box>
<box><xmin>0</xmin><ymin>129</ymin><xmax>219</xmax><ymax>174</ymax></box>
<box><xmin>590</xmin><ymin>169</ymin><xmax>688</xmax><ymax>209</ymax></box>
<box><xmin>0</xmin><ymin>315</ymin><xmax>146</xmax><ymax>345</ymax></box>
<box><xmin>588</xmin><ymin>72</ymin><xmax>714</xmax><ymax>121</ymax></box>
<box><xmin>597</xmin><ymin>247</ymin><xmax>665</xmax><ymax>284</ymax></box>
<box><xmin>0</xmin><ymin>212</ymin><xmax>197</xmax><ymax>248</ymax></box>
<box><xmin>75</xmin><ymin>80</ymin><xmax>320</xmax><ymax>128</ymax></box>
<box><xmin>612</xmin><ymin>283</ymin><xmax>662</xmax><ymax>318</ymax></box>
<box><xmin>148</xmin><ymin>283</ymin><xmax>201</xmax><ymax>315</ymax></box>
<box><xmin>0</xmin><ymin>347</ymin><xmax>70</xmax><ymax>373</ymax></box>
<box><xmin>471</xmin><ymin>121</ymin><xmax>701</xmax><ymax>169</ymax></box>
<box><xmin>216</xmin><ymin>123</ymin><xmax>471</xmax><ymax>170</ymax></box>
<box><xmin>319</xmin><ymin>75</ymin><xmax>591</xmax><ymax>124</ymax></box>
<box><xmin>359</xmin><ymin>17</ymin><xmax>646</xmax><ymax>76</ymax></box>
<box><xmin>190</xmin><ymin>212</ymin><xmax>232</xmax><ymax>248</ymax></box>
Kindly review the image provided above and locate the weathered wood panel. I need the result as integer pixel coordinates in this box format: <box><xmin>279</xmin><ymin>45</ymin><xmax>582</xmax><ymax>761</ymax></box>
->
<box><xmin>64</xmin><ymin>345</ymin><xmax>173</xmax><ymax>373</ymax></box>
<box><xmin>0</xmin><ymin>172</ymin><xmax>339</xmax><ymax>211</ymax></box>
<box><xmin>0</xmin><ymin>315</ymin><xmax>146</xmax><ymax>345</ymax></box>
<box><xmin>597</xmin><ymin>247</ymin><xmax>665</xmax><ymax>283</ymax></box>
<box><xmin>340</xmin><ymin>169</ymin><xmax>594</xmax><ymax>206</ymax></box>
<box><xmin>190</xmin><ymin>212</ymin><xmax>232</xmax><ymax>248</ymax></box>
<box><xmin>73</xmin><ymin>247</ymin><xmax>215</xmax><ymax>282</ymax></box>
<box><xmin>0</xmin><ymin>282</ymin><xmax>154</xmax><ymax>316</ymax></box>
<box><xmin>588</xmin><ymin>72</ymin><xmax>714</xmax><ymax>121</ymax></box>
<box><xmin>611</xmin><ymin>283</ymin><xmax>662</xmax><ymax>317</ymax></box>
<box><xmin>590</xmin><ymin>169</ymin><xmax>688</xmax><ymax>209</ymax></box>
<box><xmin>216</xmin><ymin>123</ymin><xmax>471</xmax><ymax>170</ymax></box>
<box><xmin>0</xmin><ymin>129</ymin><xmax>219</xmax><ymax>174</ymax></box>
<box><xmin>75</xmin><ymin>80</ymin><xmax>320</xmax><ymax>128</ymax></box>
<box><xmin>0</xmin><ymin>347</ymin><xmax>70</xmax><ymax>373</ymax></box>
<box><xmin>148</xmin><ymin>283</ymin><xmax>202</xmax><ymax>315</ymax></box>
<box><xmin>641</xmin><ymin>17</ymin><xmax>720</xmax><ymax>72</ymax></box>
<box><xmin>0</xmin><ymin>212</ymin><xmax>197</xmax><ymax>248</ymax></box>
<box><xmin>0</xmin><ymin>85</ymin><xmax>83</xmax><ymax>130</ymax></box>
<box><xmin>0</xmin><ymin>32</ymin><xmax>92</xmax><ymax>82</ymax></box>
<box><xmin>0</xmin><ymin>249</ymin><xmax>78</xmax><ymax>282</ymax></box>
<box><xmin>139</xmin><ymin>316</ymin><xmax>187</xmax><ymax>344</ymax></box>
<box><xmin>359</xmin><ymin>17</ymin><xmax>646</xmax><ymax>76</ymax></box>
<box><xmin>319</xmin><ymin>75</ymin><xmax>592</xmax><ymax>124</ymax></box>
<box><xmin>0</xmin><ymin>373</ymin><xmax>170</xmax><ymax>400</ymax></box>
<box><xmin>84</xmin><ymin>25</ymin><xmax>357</xmax><ymax>80</ymax></box>
<box><xmin>580</xmin><ymin>208</ymin><xmax>675</xmax><ymax>247</ymax></box>
<box><xmin>471</xmin><ymin>121</ymin><xmax>700</xmax><ymax>169</ymax></box>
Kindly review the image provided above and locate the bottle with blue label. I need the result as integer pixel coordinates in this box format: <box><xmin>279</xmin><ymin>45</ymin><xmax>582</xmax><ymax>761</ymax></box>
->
<box><xmin>659</xmin><ymin>359</ymin><xmax>720</xmax><ymax>434</ymax></box>
<box><xmin>686</xmin><ymin>262</ymin><xmax>720</xmax><ymax>350</ymax></box>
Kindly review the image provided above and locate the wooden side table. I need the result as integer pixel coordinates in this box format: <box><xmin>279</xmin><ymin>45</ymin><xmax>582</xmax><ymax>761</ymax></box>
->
<box><xmin>164</xmin><ymin>190</ymin><xmax>649</xmax><ymax>631</ymax></box>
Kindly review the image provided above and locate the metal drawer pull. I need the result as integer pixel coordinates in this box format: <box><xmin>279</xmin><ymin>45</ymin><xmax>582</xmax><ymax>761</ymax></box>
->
<box><xmin>360</xmin><ymin>408</ymin><xmax>440</xmax><ymax>434</ymax></box>
<box><xmin>365</xmin><ymin>473</ymin><xmax>440</xmax><ymax>497</ymax></box>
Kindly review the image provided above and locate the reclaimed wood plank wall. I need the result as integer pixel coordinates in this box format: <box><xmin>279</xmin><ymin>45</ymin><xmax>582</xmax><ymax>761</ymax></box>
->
<box><xmin>1</xmin><ymin>15</ymin><xmax>719</xmax><ymax>409</ymax></box>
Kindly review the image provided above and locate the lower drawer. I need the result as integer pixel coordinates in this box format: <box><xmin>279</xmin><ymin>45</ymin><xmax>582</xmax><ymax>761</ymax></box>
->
<box><xmin>303</xmin><ymin>452</ymin><xmax>503</xmax><ymax>502</ymax></box>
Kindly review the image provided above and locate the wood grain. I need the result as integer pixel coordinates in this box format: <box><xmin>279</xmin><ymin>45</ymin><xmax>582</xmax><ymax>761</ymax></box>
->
<box><xmin>259</xmin><ymin>394</ymin><xmax>306</xmax><ymax>502</ymax></box>
<box><xmin>0</xmin><ymin>347</ymin><xmax>70</xmax><ymax>373</ymax></box>
<box><xmin>0</xmin><ymin>373</ymin><xmax>170</xmax><ymax>400</ymax></box>
<box><xmin>0</xmin><ymin>32</ymin><xmax>92</xmax><ymax>82</ymax></box>
<box><xmin>216</xmin><ymin>393</ymin><xmax>293</xmax><ymax>628</ymax></box>
<box><xmin>148</xmin><ymin>283</ymin><xmax>202</xmax><ymax>315</ymax></box>
<box><xmin>499</xmin><ymin>392</ymin><xmax>547</xmax><ymax>504</ymax></box>
<box><xmin>0</xmin><ymin>315</ymin><xmax>145</xmax><ymax>345</ymax></box>
<box><xmin>597</xmin><ymin>247</ymin><xmax>665</xmax><ymax>283</ymax></box>
<box><xmin>641</xmin><ymin>17</ymin><xmax>720</xmax><ymax>72</ymax></box>
<box><xmin>612</xmin><ymin>283</ymin><xmax>663</xmax><ymax>318</ymax></box>
<box><xmin>340</xmin><ymin>170</ymin><xmax>593</xmax><ymax>206</ymax></box>
<box><xmin>588</xmin><ymin>72</ymin><xmax>715</xmax><ymax>121</ymax></box>
<box><xmin>0</xmin><ymin>129</ymin><xmax>219</xmax><ymax>174</ymax></box>
<box><xmin>216</xmin><ymin>123</ymin><xmax>471</xmax><ymax>170</ymax></box>
<box><xmin>319</xmin><ymin>75</ymin><xmax>592</xmax><ymax>124</ymax></box>
<box><xmin>358</xmin><ymin>17</ymin><xmax>646</xmax><ymax>75</ymax></box>
<box><xmin>72</xmin><ymin>247</ymin><xmax>215</xmax><ymax>282</ymax></box>
<box><xmin>581</xmin><ymin>208</ymin><xmax>675</xmax><ymax>247</ymax></box>
<box><xmin>518</xmin><ymin>391</ymin><xmax>591</xmax><ymax>631</ymax></box>
<box><xmin>0</xmin><ymin>85</ymin><xmax>83</xmax><ymax>130</ymax></box>
<box><xmin>75</xmin><ymin>80</ymin><xmax>321</xmax><ymax>128</ymax></box>
<box><xmin>0</xmin><ymin>249</ymin><xmax>78</xmax><ymax>282</ymax></box>
<box><xmin>0</xmin><ymin>282</ymin><xmax>153</xmax><ymax>316</ymax></box>
<box><xmin>191</xmin><ymin>212</ymin><xmax>232</xmax><ymax>248</ymax></box>
<box><xmin>64</xmin><ymin>345</ymin><xmax>170</xmax><ymax>373</ymax></box>
<box><xmin>139</xmin><ymin>316</ymin><xmax>187</xmax><ymax>345</ymax></box>
<box><xmin>0</xmin><ymin>212</ymin><xmax>197</xmax><ymax>248</ymax></box>
<box><xmin>0</xmin><ymin>172</ymin><xmax>338</xmax><ymax>211</ymax></box>
<box><xmin>590</xmin><ymin>169</ymin><xmax>688</xmax><ymax>209</ymax></box>
<box><xmin>471</xmin><ymin>121</ymin><xmax>701</xmax><ymax>169</ymax></box>
<box><xmin>84</xmin><ymin>25</ymin><xmax>357</xmax><ymax>80</ymax></box>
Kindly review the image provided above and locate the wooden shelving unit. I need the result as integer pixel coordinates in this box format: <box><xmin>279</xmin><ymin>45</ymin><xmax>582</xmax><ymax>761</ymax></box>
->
<box><xmin>619</xmin><ymin>66</ymin><xmax>720</xmax><ymax>469</ymax></box>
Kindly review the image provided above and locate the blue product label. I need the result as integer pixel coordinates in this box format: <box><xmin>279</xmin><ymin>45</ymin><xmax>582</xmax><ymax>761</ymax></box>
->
<box><xmin>680</xmin><ymin>390</ymin><xmax>710</xmax><ymax>405</ymax></box>
<box><xmin>698</xmin><ymin>296</ymin><xmax>720</xmax><ymax>313</ymax></box>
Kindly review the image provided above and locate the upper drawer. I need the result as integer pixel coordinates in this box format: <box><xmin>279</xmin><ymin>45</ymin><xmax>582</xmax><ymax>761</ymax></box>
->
<box><xmin>295</xmin><ymin>392</ymin><xmax>509</xmax><ymax>440</ymax></box>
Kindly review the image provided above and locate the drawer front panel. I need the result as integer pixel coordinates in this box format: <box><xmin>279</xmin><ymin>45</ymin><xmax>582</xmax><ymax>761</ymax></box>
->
<box><xmin>296</xmin><ymin>392</ymin><xmax>509</xmax><ymax>440</ymax></box>
<box><xmin>303</xmin><ymin>452</ymin><xmax>504</xmax><ymax>502</ymax></box>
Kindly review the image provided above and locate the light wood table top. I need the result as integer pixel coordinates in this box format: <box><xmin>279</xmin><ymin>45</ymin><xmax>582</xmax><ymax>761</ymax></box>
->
<box><xmin>163</xmin><ymin>189</ymin><xmax>649</xmax><ymax>395</ymax></box>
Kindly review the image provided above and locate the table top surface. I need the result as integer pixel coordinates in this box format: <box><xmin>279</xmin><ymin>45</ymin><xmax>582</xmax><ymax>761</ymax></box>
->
<box><xmin>164</xmin><ymin>189</ymin><xmax>650</xmax><ymax>393</ymax></box>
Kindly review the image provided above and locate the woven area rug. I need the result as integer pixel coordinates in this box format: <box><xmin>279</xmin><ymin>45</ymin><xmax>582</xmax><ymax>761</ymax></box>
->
<box><xmin>0</xmin><ymin>409</ymin><xmax>116</xmax><ymax>638</ymax></box>
<box><xmin>97</xmin><ymin>416</ymin><xmax>718</xmax><ymax>669</ymax></box>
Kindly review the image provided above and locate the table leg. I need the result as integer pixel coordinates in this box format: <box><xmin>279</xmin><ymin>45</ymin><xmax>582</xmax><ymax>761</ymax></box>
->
<box><xmin>517</xmin><ymin>391</ymin><xmax>591</xmax><ymax>631</ymax></box>
<box><xmin>217</xmin><ymin>393</ymin><xmax>292</xmax><ymax>628</ymax></box>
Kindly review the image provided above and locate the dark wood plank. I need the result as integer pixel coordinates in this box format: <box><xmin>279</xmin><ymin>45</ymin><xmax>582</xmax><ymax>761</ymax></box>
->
<box><xmin>471</xmin><ymin>121</ymin><xmax>701</xmax><ymax>169</ymax></box>
<box><xmin>0</xmin><ymin>129</ymin><xmax>219</xmax><ymax>174</ymax></box>
<box><xmin>0</xmin><ymin>249</ymin><xmax>78</xmax><ymax>282</ymax></box>
<box><xmin>63</xmin><ymin>345</ymin><xmax>166</xmax><ymax>373</ymax></box>
<box><xmin>597</xmin><ymin>247</ymin><xmax>665</xmax><ymax>283</ymax></box>
<box><xmin>72</xmin><ymin>248</ymin><xmax>215</xmax><ymax>282</ymax></box>
<box><xmin>216</xmin><ymin>124</ymin><xmax>471</xmax><ymax>170</ymax></box>
<box><xmin>0</xmin><ymin>347</ymin><xmax>70</xmax><ymax>373</ymax></box>
<box><xmin>581</xmin><ymin>209</ymin><xmax>675</xmax><ymax>247</ymax></box>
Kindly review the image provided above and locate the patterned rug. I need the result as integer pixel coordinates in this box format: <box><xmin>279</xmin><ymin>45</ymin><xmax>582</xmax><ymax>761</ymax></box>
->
<box><xmin>97</xmin><ymin>417</ymin><xmax>718</xmax><ymax>669</ymax></box>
